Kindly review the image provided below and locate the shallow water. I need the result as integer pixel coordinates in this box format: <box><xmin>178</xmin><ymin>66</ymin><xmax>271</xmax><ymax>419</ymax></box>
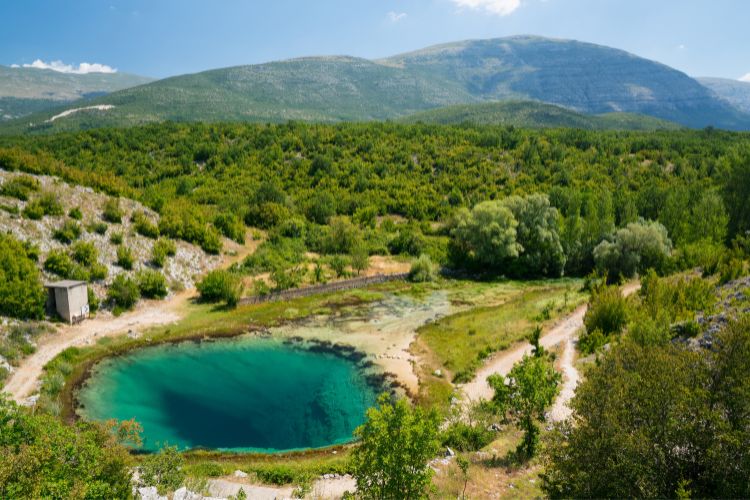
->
<box><xmin>77</xmin><ymin>337</ymin><xmax>378</xmax><ymax>452</ymax></box>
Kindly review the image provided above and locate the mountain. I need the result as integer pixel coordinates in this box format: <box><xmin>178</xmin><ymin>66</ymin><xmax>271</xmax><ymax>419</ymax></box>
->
<box><xmin>0</xmin><ymin>65</ymin><xmax>153</xmax><ymax>121</ymax></box>
<box><xmin>4</xmin><ymin>36</ymin><xmax>750</xmax><ymax>133</ymax></box>
<box><xmin>400</xmin><ymin>100</ymin><xmax>682</xmax><ymax>130</ymax></box>
<box><xmin>697</xmin><ymin>77</ymin><xmax>750</xmax><ymax>114</ymax></box>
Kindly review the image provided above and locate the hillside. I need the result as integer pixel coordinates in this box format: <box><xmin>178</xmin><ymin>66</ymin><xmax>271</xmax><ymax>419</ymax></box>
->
<box><xmin>400</xmin><ymin>100</ymin><xmax>682</xmax><ymax>129</ymax></box>
<box><xmin>698</xmin><ymin>77</ymin><xmax>750</xmax><ymax>114</ymax></box>
<box><xmin>4</xmin><ymin>36</ymin><xmax>750</xmax><ymax>133</ymax></box>
<box><xmin>0</xmin><ymin>65</ymin><xmax>153</xmax><ymax>121</ymax></box>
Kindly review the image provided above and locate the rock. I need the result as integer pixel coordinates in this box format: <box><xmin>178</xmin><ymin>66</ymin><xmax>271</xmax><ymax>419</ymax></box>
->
<box><xmin>173</xmin><ymin>487</ymin><xmax>203</xmax><ymax>500</ymax></box>
<box><xmin>137</xmin><ymin>486</ymin><xmax>167</xmax><ymax>500</ymax></box>
<box><xmin>433</xmin><ymin>369</ymin><xmax>442</xmax><ymax>377</ymax></box>
<box><xmin>445</xmin><ymin>447</ymin><xmax>456</xmax><ymax>457</ymax></box>
<box><xmin>233</xmin><ymin>469</ymin><xmax>248</xmax><ymax>478</ymax></box>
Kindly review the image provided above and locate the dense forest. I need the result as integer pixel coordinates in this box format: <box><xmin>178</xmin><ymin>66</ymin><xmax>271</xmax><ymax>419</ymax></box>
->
<box><xmin>1</xmin><ymin>123</ymin><xmax>748</xmax><ymax>277</ymax></box>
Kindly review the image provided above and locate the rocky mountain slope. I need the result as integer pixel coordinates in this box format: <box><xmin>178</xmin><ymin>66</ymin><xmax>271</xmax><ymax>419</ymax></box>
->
<box><xmin>698</xmin><ymin>77</ymin><xmax>750</xmax><ymax>114</ymax></box>
<box><xmin>4</xmin><ymin>36</ymin><xmax>749</xmax><ymax>133</ymax></box>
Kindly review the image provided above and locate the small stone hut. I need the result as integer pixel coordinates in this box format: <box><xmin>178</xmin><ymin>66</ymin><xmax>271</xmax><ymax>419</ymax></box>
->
<box><xmin>45</xmin><ymin>280</ymin><xmax>89</xmax><ymax>324</ymax></box>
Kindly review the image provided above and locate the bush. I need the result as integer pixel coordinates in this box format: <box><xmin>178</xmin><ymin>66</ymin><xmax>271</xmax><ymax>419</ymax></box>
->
<box><xmin>0</xmin><ymin>175</ymin><xmax>40</xmax><ymax>200</ymax></box>
<box><xmin>68</xmin><ymin>207</ymin><xmax>83</xmax><ymax>220</ymax></box>
<box><xmin>152</xmin><ymin>238</ymin><xmax>177</xmax><ymax>267</ymax></box>
<box><xmin>594</xmin><ymin>219</ymin><xmax>672</xmax><ymax>280</ymax></box>
<box><xmin>197</xmin><ymin>270</ymin><xmax>243</xmax><ymax>307</ymax></box>
<box><xmin>102</xmin><ymin>198</ymin><xmax>123</xmax><ymax>223</ymax></box>
<box><xmin>88</xmin><ymin>221</ymin><xmax>108</xmax><ymax>235</ymax></box>
<box><xmin>110</xmin><ymin>231</ymin><xmax>123</xmax><ymax>245</ymax></box>
<box><xmin>136</xmin><ymin>269</ymin><xmax>168</xmax><ymax>299</ymax></box>
<box><xmin>388</xmin><ymin>225</ymin><xmax>426</xmax><ymax>256</ymax></box>
<box><xmin>87</xmin><ymin>286</ymin><xmax>100</xmax><ymax>313</ymax></box>
<box><xmin>140</xmin><ymin>445</ymin><xmax>185</xmax><ymax>495</ymax></box>
<box><xmin>23</xmin><ymin>192</ymin><xmax>63</xmax><ymax>220</ymax></box>
<box><xmin>214</xmin><ymin>213</ymin><xmax>245</xmax><ymax>243</ymax></box>
<box><xmin>200</xmin><ymin>226</ymin><xmax>222</xmax><ymax>254</ymax></box>
<box><xmin>409</xmin><ymin>254</ymin><xmax>437</xmax><ymax>282</ymax></box>
<box><xmin>116</xmin><ymin>246</ymin><xmax>134</xmax><ymax>270</ymax></box>
<box><xmin>441</xmin><ymin>422</ymin><xmax>495</xmax><ymax>452</ymax></box>
<box><xmin>132</xmin><ymin>211</ymin><xmax>159</xmax><ymax>239</ymax></box>
<box><xmin>71</xmin><ymin>241</ymin><xmax>98</xmax><ymax>267</ymax></box>
<box><xmin>0</xmin><ymin>233</ymin><xmax>46</xmax><ymax>319</ymax></box>
<box><xmin>107</xmin><ymin>274</ymin><xmax>140</xmax><ymax>310</ymax></box>
<box><xmin>583</xmin><ymin>285</ymin><xmax>629</xmax><ymax>346</ymax></box>
<box><xmin>53</xmin><ymin>220</ymin><xmax>82</xmax><ymax>244</ymax></box>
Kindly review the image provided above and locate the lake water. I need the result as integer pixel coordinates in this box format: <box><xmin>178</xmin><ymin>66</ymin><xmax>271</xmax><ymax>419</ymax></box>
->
<box><xmin>76</xmin><ymin>337</ymin><xmax>378</xmax><ymax>452</ymax></box>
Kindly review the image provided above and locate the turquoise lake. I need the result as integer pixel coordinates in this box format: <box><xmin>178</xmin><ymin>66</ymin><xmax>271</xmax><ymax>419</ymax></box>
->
<box><xmin>76</xmin><ymin>337</ymin><xmax>378</xmax><ymax>452</ymax></box>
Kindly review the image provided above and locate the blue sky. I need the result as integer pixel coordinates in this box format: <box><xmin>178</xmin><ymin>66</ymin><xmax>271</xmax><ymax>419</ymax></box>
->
<box><xmin>1</xmin><ymin>0</ymin><xmax>748</xmax><ymax>81</ymax></box>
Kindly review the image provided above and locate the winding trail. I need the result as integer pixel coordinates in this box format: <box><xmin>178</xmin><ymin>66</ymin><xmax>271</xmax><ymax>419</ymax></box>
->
<box><xmin>461</xmin><ymin>281</ymin><xmax>640</xmax><ymax>422</ymax></box>
<box><xmin>3</xmin><ymin>292</ymin><xmax>190</xmax><ymax>404</ymax></box>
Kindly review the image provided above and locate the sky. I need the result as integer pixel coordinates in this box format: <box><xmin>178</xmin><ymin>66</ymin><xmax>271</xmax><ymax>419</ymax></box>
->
<box><xmin>1</xmin><ymin>0</ymin><xmax>748</xmax><ymax>81</ymax></box>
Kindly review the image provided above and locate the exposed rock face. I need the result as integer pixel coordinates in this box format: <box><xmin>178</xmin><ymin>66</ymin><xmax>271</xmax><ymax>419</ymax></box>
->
<box><xmin>0</xmin><ymin>170</ymin><xmax>221</xmax><ymax>294</ymax></box>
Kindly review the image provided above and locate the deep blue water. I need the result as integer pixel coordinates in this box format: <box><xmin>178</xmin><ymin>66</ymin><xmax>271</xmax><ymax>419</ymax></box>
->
<box><xmin>77</xmin><ymin>337</ymin><xmax>378</xmax><ymax>452</ymax></box>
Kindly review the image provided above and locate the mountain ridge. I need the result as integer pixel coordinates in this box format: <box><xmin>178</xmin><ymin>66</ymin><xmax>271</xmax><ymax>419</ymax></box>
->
<box><xmin>3</xmin><ymin>35</ymin><xmax>750</xmax><ymax>133</ymax></box>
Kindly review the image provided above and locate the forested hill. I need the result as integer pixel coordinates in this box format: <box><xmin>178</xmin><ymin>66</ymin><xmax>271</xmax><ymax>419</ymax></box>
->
<box><xmin>400</xmin><ymin>101</ymin><xmax>682</xmax><ymax>130</ymax></box>
<box><xmin>4</xmin><ymin>36</ymin><xmax>750</xmax><ymax>134</ymax></box>
<box><xmin>1</xmin><ymin>123</ymin><xmax>749</xmax><ymax>277</ymax></box>
<box><xmin>0</xmin><ymin>65</ymin><xmax>153</xmax><ymax>122</ymax></box>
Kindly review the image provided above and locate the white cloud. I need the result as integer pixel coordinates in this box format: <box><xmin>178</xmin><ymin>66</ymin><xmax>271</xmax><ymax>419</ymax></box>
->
<box><xmin>451</xmin><ymin>0</ymin><xmax>522</xmax><ymax>16</ymax></box>
<box><xmin>740</xmin><ymin>73</ymin><xmax>750</xmax><ymax>82</ymax></box>
<box><xmin>10</xmin><ymin>64</ymin><xmax>20</xmax><ymax>68</ymax></box>
<box><xmin>21</xmin><ymin>59</ymin><xmax>117</xmax><ymax>74</ymax></box>
<box><xmin>677</xmin><ymin>44</ymin><xmax>686</xmax><ymax>50</ymax></box>
<box><xmin>387</xmin><ymin>11</ymin><xmax>407</xmax><ymax>23</ymax></box>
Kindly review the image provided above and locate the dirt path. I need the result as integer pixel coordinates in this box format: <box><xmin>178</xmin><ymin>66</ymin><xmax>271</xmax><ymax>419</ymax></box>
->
<box><xmin>207</xmin><ymin>475</ymin><xmax>355</xmax><ymax>499</ymax></box>
<box><xmin>3</xmin><ymin>291</ymin><xmax>192</xmax><ymax>404</ymax></box>
<box><xmin>461</xmin><ymin>282</ymin><xmax>641</xmax><ymax>419</ymax></box>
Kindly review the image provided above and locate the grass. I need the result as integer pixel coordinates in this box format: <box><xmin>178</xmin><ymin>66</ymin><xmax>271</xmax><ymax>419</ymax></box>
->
<box><xmin>417</xmin><ymin>279</ymin><xmax>586</xmax><ymax>385</ymax></box>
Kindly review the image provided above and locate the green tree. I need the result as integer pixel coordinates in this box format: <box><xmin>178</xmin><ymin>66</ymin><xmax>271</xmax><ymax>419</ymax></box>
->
<box><xmin>0</xmin><ymin>397</ymin><xmax>134</xmax><ymax>499</ymax></box>
<box><xmin>450</xmin><ymin>201</ymin><xmax>521</xmax><ymax>270</ymax></box>
<box><xmin>593</xmin><ymin>219</ymin><xmax>672</xmax><ymax>280</ymax></box>
<box><xmin>139</xmin><ymin>445</ymin><xmax>186</xmax><ymax>495</ymax></box>
<box><xmin>723</xmin><ymin>152</ymin><xmax>750</xmax><ymax>241</ymax></box>
<box><xmin>136</xmin><ymin>269</ymin><xmax>168</xmax><ymax>299</ymax></box>
<box><xmin>107</xmin><ymin>274</ymin><xmax>140</xmax><ymax>311</ymax></box>
<box><xmin>503</xmin><ymin>194</ymin><xmax>565</xmax><ymax>277</ymax></box>
<box><xmin>351</xmin><ymin>395</ymin><xmax>440</xmax><ymax>499</ymax></box>
<box><xmin>504</xmin><ymin>355</ymin><xmax>560</xmax><ymax>459</ymax></box>
<box><xmin>0</xmin><ymin>233</ymin><xmax>45</xmax><ymax>319</ymax></box>
<box><xmin>197</xmin><ymin>269</ymin><xmax>243</xmax><ymax>307</ymax></box>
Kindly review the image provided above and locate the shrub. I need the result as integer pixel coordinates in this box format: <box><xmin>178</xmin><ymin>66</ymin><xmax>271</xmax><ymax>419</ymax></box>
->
<box><xmin>200</xmin><ymin>226</ymin><xmax>222</xmax><ymax>254</ymax></box>
<box><xmin>140</xmin><ymin>445</ymin><xmax>185</xmax><ymax>495</ymax></box>
<box><xmin>136</xmin><ymin>269</ymin><xmax>168</xmax><ymax>299</ymax></box>
<box><xmin>594</xmin><ymin>219</ymin><xmax>672</xmax><ymax>280</ymax></box>
<box><xmin>102</xmin><ymin>198</ymin><xmax>123</xmax><ymax>223</ymax></box>
<box><xmin>441</xmin><ymin>422</ymin><xmax>495</xmax><ymax>452</ymax></box>
<box><xmin>214</xmin><ymin>213</ymin><xmax>245</xmax><ymax>243</ymax></box>
<box><xmin>107</xmin><ymin>274</ymin><xmax>140</xmax><ymax>310</ymax></box>
<box><xmin>88</xmin><ymin>221</ymin><xmax>108</xmax><ymax>235</ymax></box>
<box><xmin>583</xmin><ymin>286</ymin><xmax>629</xmax><ymax>337</ymax></box>
<box><xmin>110</xmin><ymin>231</ymin><xmax>123</xmax><ymax>245</ymax></box>
<box><xmin>271</xmin><ymin>266</ymin><xmax>304</xmax><ymax>291</ymax></box>
<box><xmin>116</xmin><ymin>246</ymin><xmax>134</xmax><ymax>270</ymax></box>
<box><xmin>87</xmin><ymin>286</ymin><xmax>100</xmax><ymax>313</ymax></box>
<box><xmin>44</xmin><ymin>250</ymin><xmax>87</xmax><ymax>280</ymax></box>
<box><xmin>71</xmin><ymin>241</ymin><xmax>98</xmax><ymax>267</ymax></box>
<box><xmin>0</xmin><ymin>233</ymin><xmax>46</xmax><ymax>319</ymax></box>
<box><xmin>132</xmin><ymin>211</ymin><xmax>159</xmax><ymax>239</ymax></box>
<box><xmin>197</xmin><ymin>270</ymin><xmax>243</xmax><ymax>307</ymax></box>
<box><xmin>409</xmin><ymin>254</ymin><xmax>437</xmax><ymax>282</ymax></box>
<box><xmin>68</xmin><ymin>207</ymin><xmax>83</xmax><ymax>220</ymax></box>
<box><xmin>388</xmin><ymin>225</ymin><xmax>426</xmax><ymax>256</ymax></box>
<box><xmin>329</xmin><ymin>255</ymin><xmax>349</xmax><ymax>278</ymax></box>
<box><xmin>53</xmin><ymin>220</ymin><xmax>82</xmax><ymax>244</ymax></box>
<box><xmin>23</xmin><ymin>192</ymin><xmax>63</xmax><ymax>220</ymax></box>
<box><xmin>151</xmin><ymin>238</ymin><xmax>177</xmax><ymax>267</ymax></box>
<box><xmin>0</xmin><ymin>175</ymin><xmax>40</xmax><ymax>200</ymax></box>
